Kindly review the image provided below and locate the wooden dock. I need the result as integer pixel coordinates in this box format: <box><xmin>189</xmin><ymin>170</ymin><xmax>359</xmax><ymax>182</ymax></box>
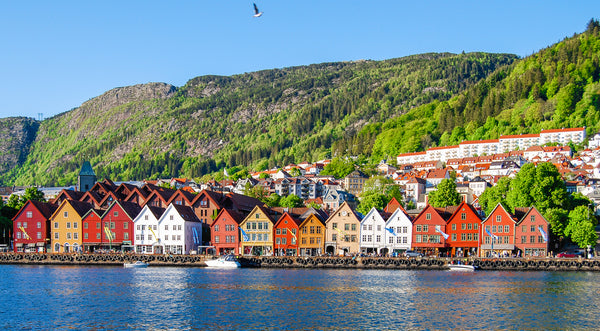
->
<box><xmin>1</xmin><ymin>253</ymin><xmax>599</xmax><ymax>271</ymax></box>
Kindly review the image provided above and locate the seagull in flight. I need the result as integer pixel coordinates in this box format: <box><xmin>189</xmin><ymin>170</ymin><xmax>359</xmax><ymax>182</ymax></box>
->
<box><xmin>253</xmin><ymin>3</ymin><xmax>263</xmax><ymax>17</ymax></box>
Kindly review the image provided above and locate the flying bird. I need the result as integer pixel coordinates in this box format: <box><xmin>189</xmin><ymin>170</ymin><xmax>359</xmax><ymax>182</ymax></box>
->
<box><xmin>253</xmin><ymin>3</ymin><xmax>263</xmax><ymax>17</ymax></box>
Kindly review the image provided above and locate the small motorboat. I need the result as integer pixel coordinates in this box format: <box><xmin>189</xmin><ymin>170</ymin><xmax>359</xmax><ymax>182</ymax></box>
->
<box><xmin>447</xmin><ymin>263</ymin><xmax>477</xmax><ymax>271</ymax></box>
<box><xmin>204</xmin><ymin>255</ymin><xmax>241</xmax><ymax>268</ymax></box>
<box><xmin>124</xmin><ymin>261</ymin><xmax>149</xmax><ymax>268</ymax></box>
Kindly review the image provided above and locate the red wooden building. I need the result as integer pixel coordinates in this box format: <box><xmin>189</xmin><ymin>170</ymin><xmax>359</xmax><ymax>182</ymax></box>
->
<box><xmin>481</xmin><ymin>203</ymin><xmax>517</xmax><ymax>257</ymax></box>
<box><xmin>12</xmin><ymin>200</ymin><xmax>57</xmax><ymax>253</ymax></box>
<box><xmin>514</xmin><ymin>207</ymin><xmax>550</xmax><ymax>257</ymax></box>
<box><xmin>99</xmin><ymin>201</ymin><xmax>142</xmax><ymax>251</ymax></box>
<box><xmin>411</xmin><ymin>204</ymin><xmax>456</xmax><ymax>256</ymax></box>
<box><xmin>446</xmin><ymin>201</ymin><xmax>482</xmax><ymax>257</ymax></box>
<box><xmin>211</xmin><ymin>208</ymin><xmax>244</xmax><ymax>255</ymax></box>
<box><xmin>273</xmin><ymin>212</ymin><xmax>301</xmax><ymax>256</ymax></box>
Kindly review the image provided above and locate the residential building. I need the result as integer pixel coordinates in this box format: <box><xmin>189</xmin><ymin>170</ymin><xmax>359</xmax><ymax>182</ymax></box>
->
<box><xmin>12</xmin><ymin>200</ymin><xmax>57</xmax><ymax>253</ymax></box>
<box><xmin>514</xmin><ymin>207</ymin><xmax>550</xmax><ymax>257</ymax></box>
<box><xmin>324</xmin><ymin>202</ymin><xmax>362</xmax><ymax>256</ymax></box>
<box><xmin>132</xmin><ymin>205</ymin><xmax>165</xmax><ymax>254</ymax></box>
<box><xmin>481</xmin><ymin>203</ymin><xmax>517</xmax><ymax>257</ymax></box>
<box><xmin>446</xmin><ymin>202</ymin><xmax>482</xmax><ymax>257</ymax></box>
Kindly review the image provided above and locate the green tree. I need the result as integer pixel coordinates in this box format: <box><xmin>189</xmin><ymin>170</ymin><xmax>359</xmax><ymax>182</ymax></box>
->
<box><xmin>478</xmin><ymin>176</ymin><xmax>511</xmax><ymax>216</ymax></box>
<box><xmin>320</xmin><ymin>157</ymin><xmax>355</xmax><ymax>179</ymax></box>
<box><xmin>565</xmin><ymin>205</ymin><xmax>598</xmax><ymax>248</ymax></box>
<box><xmin>280</xmin><ymin>194</ymin><xmax>304</xmax><ymax>208</ymax></box>
<box><xmin>427</xmin><ymin>178</ymin><xmax>461</xmax><ymax>208</ymax></box>
<box><xmin>265</xmin><ymin>193</ymin><xmax>282</xmax><ymax>207</ymax></box>
<box><xmin>356</xmin><ymin>193</ymin><xmax>387</xmax><ymax>214</ymax></box>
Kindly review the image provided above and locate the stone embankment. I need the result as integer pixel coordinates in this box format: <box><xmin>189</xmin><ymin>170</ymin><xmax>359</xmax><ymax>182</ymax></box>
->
<box><xmin>1</xmin><ymin>253</ymin><xmax>599</xmax><ymax>271</ymax></box>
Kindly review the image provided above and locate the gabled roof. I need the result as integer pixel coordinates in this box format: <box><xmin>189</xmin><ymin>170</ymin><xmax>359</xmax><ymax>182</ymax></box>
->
<box><xmin>169</xmin><ymin>204</ymin><xmax>201</xmax><ymax>222</ymax></box>
<box><xmin>53</xmin><ymin>199</ymin><xmax>94</xmax><ymax>219</ymax></box>
<box><xmin>105</xmin><ymin>200</ymin><xmax>143</xmax><ymax>220</ymax></box>
<box><xmin>12</xmin><ymin>200</ymin><xmax>58</xmax><ymax>222</ymax></box>
<box><xmin>213</xmin><ymin>208</ymin><xmax>245</xmax><ymax>227</ymax></box>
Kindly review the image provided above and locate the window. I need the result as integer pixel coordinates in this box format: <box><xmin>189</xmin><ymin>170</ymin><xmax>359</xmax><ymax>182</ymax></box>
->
<box><xmin>264</xmin><ymin>222</ymin><xmax>269</xmax><ymax>230</ymax></box>
<box><xmin>376</xmin><ymin>235</ymin><xmax>381</xmax><ymax>243</ymax></box>
<box><xmin>504</xmin><ymin>225</ymin><xmax>509</xmax><ymax>233</ymax></box>
<box><xmin>451</xmin><ymin>224</ymin><xmax>456</xmax><ymax>231</ymax></box>
<box><xmin>416</xmin><ymin>225</ymin><xmax>422</xmax><ymax>232</ymax></box>
<box><xmin>215</xmin><ymin>236</ymin><xmax>220</xmax><ymax>243</ymax></box>
<box><xmin>84</xmin><ymin>222</ymin><xmax>88</xmax><ymax>229</ymax></box>
<box><xmin>452</xmin><ymin>233</ymin><xmax>457</xmax><ymax>241</ymax></box>
<box><xmin>461</xmin><ymin>223</ymin><xmax>466</xmax><ymax>230</ymax></box>
<box><xmin>474</xmin><ymin>233</ymin><xmax>478</xmax><ymax>241</ymax></box>
<box><xmin>531</xmin><ymin>215</ymin><xmax>535</xmax><ymax>222</ymax></box>
<box><xmin>255</xmin><ymin>213</ymin><xmax>260</xmax><ymax>219</ymax></box>
<box><xmin>530</xmin><ymin>225</ymin><xmax>535</xmax><ymax>232</ymax></box>
<box><xmin>96</xmin><ymin>222</ymin><xmax>101</xmax><ymax>229</ymax></box>
<box><xmin>332</xmin><ymin>223</ymin><xmax>338</xmax><ymax>230</ymax></box>
<box><xmin>165</xmin><ymin>225</ymin><xmax>169</xmax><ymax>231</ymax></box>
<box><xmin>97</xmin><ymin>233</ymin><xmax>101</xmax><ymax>239</ymax></box>
<box><xmin>145</xmin><ymin>215</ymin><xmax>149</xmax><ymax>221</ymax></box>
<box><xmin>74</xmin><ymin>233</ymin><xmax>78</xmax><ymax>240</ymax></box>
<box><xmin>496</xmin><ymin>215</ymin><xmax>501</xmax><ymax>222</ymax></box>
<box><xmin>461</xmin><ymin>213</ymin><xmax>466</xmax><ymax>220</ymax></box>
<box><xmin>530</xmin><ymin>235</ymin><xmax>535</xmax><ymax>243</ymax></box>
<box><xmin>114</xmin><ymin>211</ymin><xmax>119</xmax><ymax>217</ymax></box>
<box><xmin>388</xmin><ymin>237</ymin><xmax>394</xmax><ymax>244</ymax></box>
<box><xmin>310</xmin><ymin>226</ymin><xmax>315</xmax><ymax>234</ymax></box>
<box><xmin>276</xmin><ymin>238</ymin><xmax>280</xmax><ymax>245</ymax></box>
<box><xmin>332</xmin><ymin>233</ymin><xmax>337</xmax><ymax>241</ymax></box>
<box><xmin>352</xmin><ymin>224</ymin><xmax>357</xmax><ymax>231</ymax></box>
<box><xmin>215</xmin><ymin>225</ymin><xmax>220</xmax><ymax>232</ymax></box>
<box><xmin>423</xmin><ymin>225</ymin><xmax>428</xmax><ymax>232</ymax></box>
<box><xmin>497</xmin><ymin>226</ymin><xmax>503</xmax><ymax>233</ymax></box>
<box><xmin>276</xmin><ymin>228</ymin><xmax>281</xmax><ymax>235</ymax></box>
<box><xmin>54</xmin><ymin>232</ymin><xmax>59</xmax><ymax>239</ymax></box>
<box><xmin>16</xmin><ymin>232</ymin><xmax>21</xmax><ymax>239</ymax></box>
<box><xmin>474</xmin><ymin>224</ymin><xmax>478</xmax><ymax>230</ymax></box>
<box><xmin>26</xmin><ymin>211</ymin><xmax>33</xmax><ymax>218</ymax></box>
<box><xmin>73</xmin><ymin>222</ymin><xmax>78</xmax><ymax>229</ymax></box>
<box><xmin>467</xmin><ymin>233</ymin><xmax>472</xmax><ymax>241</ymax></box>
<box><xmin>170</xmin><ymin>215</ymin><xmax>174</xmax><ymax>221</ymax></box>
<box><xmin>124</xmin><ymin>232</ymin><xmax>129</xmax><ymax>240</ymax></box>
<box><xmin>123</xmin><ymin>222</ymin><xmax>128</xmax><ymax>229</ymax></box>
<box><xmin>282</xmin><ymin>238</ymin><xmax>287</xmax><ymax>245</ymax></box>
<box><xmin>37</xmin><ymin>222</ymin><xmax>41</xmax><ymax>229</ymax></box>
<box><xmin>67</xmin><ymin>233</ymin><xmax>71</xmax><ymax>239</ymax></box>
<box><xmin>258</xmin><ymin>222</ymin><xmax>263</xmax><ymax>230</ymax></box>
<box><xmin>521</xmin><ymin>236</ymin><xmax>526</xmax><ymax>243</ymax></box>
<box><xmin>403</xmin><ymin>227</ymin><xmax>407</xmax><ymax>233</ymax></box>
<box><xmin>316</xmin><ymin>227</ymin><xmax>321</xmax><ymax>234</ymax></box>
<box><xmin>84</xmin><ymin>233</ymin><xmax>88</xmax><ymax>240</ymax></box>
<box><xmin>363</xmin><ymin>224</ymin><xmax>368</xmax><ymax>231</ymax></box>
<box><xmin>66</xmin><ymin>222</ymin><xmax>71</xmax><ymax>229</ymax></box>
<box><xmin>64</xmin><ymin>211</ymin><xmax>68</xmax><ymax>218</ymax></box>
<box><xmin>461</xmin><ymin>233</ymin><xmax>466</xmax><ymax>241</ymax></box>
<box><xmin>426</xmin><ymin>213</ymin><xmax>431</xmax><ymax>220</ymax></box>
<box><xmin>485</xmin><ymin>236</ymin><xmax>490</xmax><ymax>244</ymax></box>
<box><xmin>377</xmin><ymin>225</ymin><xmax>382</xmax><ymax>231</ymax></box>
<box><xmin>282</xmin><ymin>228</ymin><xmax>287</xmax><ymax>235</ymax></box>
<box><xmin>467</xmin><ymin>223</ymin><xmax>472</xmax><ymax>230</ymax></box>
<box><xmin>538</xmin><ymin>236</ymin><xmax>543</xmax><ymax>243</ymax></box>
<box><xmin>345</xmin><ymin>223</ymin><xmax>350</xmax><ymax>231</ymax></box>
<box><xmin>416</xmin><ymin>235</ymin><xmax>421</xmax><ymax>243</ymax></box>
<box><xmin>492</xmin><ymin>225</ymin><xmax>497</xmax><ymax>232</ymax></box>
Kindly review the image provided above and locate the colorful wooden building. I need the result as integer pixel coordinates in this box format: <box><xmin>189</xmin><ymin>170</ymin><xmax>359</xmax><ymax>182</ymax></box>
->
<box><xmin>324</xmin><ymin>202</ymin><xmax>362</xmax><ymax>256</ymax></box>
<box><xmin>446</xmin><ymin>201</ymin><xmax>482</xmax><ymax>257</ymax></box>
<box><xmin>12</xmin><ymin>200</ymin><xmax>57</xmax><ymax>253</ymax></box>
<box><xmin>240</xmin><ymin>205</ymin><xmax>275</xmax><ymax>256</ymax></box>
<box><xmin>49</xmin><ymin>200</ymin><xmax>93</xmax><ymax>253</ymax></box>
<box><xmin>481</xmin><ymin>203</ymin><xmax>517</xmax><ymax>257</ymax></box>
<box><xmin>514</xmin><ymin>207</ymin><xmax>550</xmax><ymax>257</ymax></box>
<box><xmin>297</xmin><ymin>209</ymin><xmax>327</xmax><ymax>256</ymax></box>
<box><xmin>384</xmin><ymin>206</ymin><xmax>413</xmax><ymax>255</ymax></box>
<box><xmin>132</xmin><ymin>205</ymin><xmax>166</xmax><ymax>254</ymax></box>
<box><xmin>100</xmin><ymin>201</ymin><xmax>142</xmax><ymax>251</ymax></box>
<box><xmin>211</xmin><ymin>208</ymin><xmax>245</xmax><ymax>255</ymax></box>
<box><xmin>411</xmin><ymin>204</ymin><xmax>456</xmax><ymax>256</ymax></box>
<box><xmin>273</xmin><ymin>212</ymin><xmax>301</xmax><ymax>256</ymax></box>
<box><xmin>359</xmin><ymin>207</ymin><xmax>388</xmax><ymax>255</ymax></box>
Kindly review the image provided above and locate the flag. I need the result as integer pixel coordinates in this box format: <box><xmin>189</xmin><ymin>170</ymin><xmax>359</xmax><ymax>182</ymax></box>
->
<box><xmin>240</xmin><ymin>227</ymin><xmax>250</xmax><ymax>241</ymax></box>
<box><xmin>485</xmin><ymin>226</ymin><xmax>498</xmax><ymax>239</ymax></box>
<box><xmin>288</xmin><ymin>228</ymin><xmax>297</xmax><ymax>240</ymax></box>
<box><xmin>192</xmin><ymin>227</ymin><xmax>199</xmax><ymax>245</ymax></box>
<box><xmin>149</xmin><ymin>226</ymin><xmax>159</xmax><ymax>242</ymax></box>
<box><xmin>538</xmin><ymin>225</ymin><xmax>548</xmax><ymax>242</ymax></box>
<box><xmin>435</xmin><ymin>225</ymin><xmax>449</xmax><ymax>240</ymax></box>
<box><xmin>104</xmin><ymin>226</ymin><xmax>114</xmax><ymax>241</ymax></box>
<box><xmin>224</xmin><ymin>168</ymin><xmax>229</xmax><ymax>177</ymax></box>
<box><xmin>385</xmin><ymin>227</ymin><xmax>397</xmax><ymax>236</ymax></box>
<box><xmin>19</xmin><ymin>226</ymin><xmax>30</xmax><ymax>240</ymax></box>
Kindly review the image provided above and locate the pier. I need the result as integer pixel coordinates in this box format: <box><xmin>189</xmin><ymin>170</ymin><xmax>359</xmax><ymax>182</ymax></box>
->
<box><xmin>1</xmin><ymin>253</ymin><xmax>600</xmax><ymax>271</ymax></box>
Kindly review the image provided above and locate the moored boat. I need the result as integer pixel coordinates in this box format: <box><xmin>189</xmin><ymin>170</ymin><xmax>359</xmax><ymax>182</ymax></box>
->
<box><xmin>124</xmin><ymin>261</ymin><xmax>149</xmax><ymax>268</ymax></box>
<box><xmin>204</xmin><ymin>255</ymin><xmax>241</xmax><ymax>268</ymax></box>
<box><xmin>447</xmin><ymin>263</ymin><xmax>477</xmax><ymax>271</ymax></box>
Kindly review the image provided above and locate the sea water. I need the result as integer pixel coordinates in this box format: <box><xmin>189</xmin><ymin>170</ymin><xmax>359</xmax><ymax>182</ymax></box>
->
<box><xmin>1</xmin><ymin>265</ymin><xmax>597</xmax><ymax>330</ymax></box>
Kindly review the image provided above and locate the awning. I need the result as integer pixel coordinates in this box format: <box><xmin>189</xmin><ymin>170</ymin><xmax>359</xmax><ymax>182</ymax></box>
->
<box><xmin>27</xmin><ymin>243</ymin><xmax>36</xmax><ymax>247</ymax></box>
<box><xmin>15</xmin><ymin>243</ymin><xmax>23</xmax><ymax>247</ymax></box>
<box><xmin>36</xmin><ymin>243</ymin><xmax>45</xmax><ymax>247</ymax></box>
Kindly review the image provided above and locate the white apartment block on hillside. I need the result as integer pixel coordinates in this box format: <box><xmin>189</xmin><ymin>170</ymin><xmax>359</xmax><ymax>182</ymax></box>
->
<box><xmin>397</xmin><ymin>127</ymin><xmax>586</xmax><ymax>165</ymax></box>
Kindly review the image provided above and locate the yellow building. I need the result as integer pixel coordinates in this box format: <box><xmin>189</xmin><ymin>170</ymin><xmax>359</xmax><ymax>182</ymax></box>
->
<box><xmin>298</xmin><ymin>212</ymin><xmax>326</xmax><ymax>256</ymax></box>
<box><xmin>50</xmin><ymin>200</ymin><xmax>93</xmax><ymax>253</ymax></box>
<box><xmin>324</xmin><ymin>201</ymin><xmax>362</xmax><ymax>256</ymax></box>
<box><xmin>239</xmin><ymin>205</ymin><xmax>275</xmax><ymax>256</ymax></box>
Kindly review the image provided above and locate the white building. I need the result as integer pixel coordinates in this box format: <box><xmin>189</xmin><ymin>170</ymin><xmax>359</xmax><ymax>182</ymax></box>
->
<box><xmin>133</xmin><ymin>205</ymin><xmax>165</xmax><ymax>254</ymax></box>
<box><xmin>157</xmin><ymin>204</ymin><xmax>203</xmax><ymax>254</ymax></box>
<box><xmin>384</xmin><ymin>207</ymin><xmax>412</xmax><ymax>254</ymax></box>
<box><xmin>359</xmin><ymin>208</ymin><xmax>388</xmax><ymax>255</ymax></box>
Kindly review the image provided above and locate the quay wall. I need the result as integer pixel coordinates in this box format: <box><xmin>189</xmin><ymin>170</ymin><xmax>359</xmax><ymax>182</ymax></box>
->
<box><xmin>1</xmin><ymin>253</ymin><xmax>599</xmax><ymax>271</ymax></box>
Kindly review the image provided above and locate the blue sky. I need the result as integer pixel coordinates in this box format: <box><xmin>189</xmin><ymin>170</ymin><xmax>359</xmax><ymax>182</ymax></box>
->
<box><xmin>0</xmin><ymin>1</ymin><xmax>598</xmax><ymax>119</ymax></box>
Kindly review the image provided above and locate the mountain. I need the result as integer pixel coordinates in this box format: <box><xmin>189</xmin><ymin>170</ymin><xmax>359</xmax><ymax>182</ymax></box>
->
<box><xmin>3</xmin><ymin>21</ymin><xmax>599</xmax><ymax>187</ymax></box>
<box><xmin>0</xmin><ymin>52</ymin><xmax>516</xmax><ymax>186</ymax></box>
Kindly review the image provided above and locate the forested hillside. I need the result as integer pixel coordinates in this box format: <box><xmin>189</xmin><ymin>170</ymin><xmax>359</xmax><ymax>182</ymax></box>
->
<box><xmin>367</xmin><ymin>20</ymin><xmax>600</xmax><ymax>159</ymax></box>
<box><xmin>1</xmin><ymin>52</ymin><xmax>515</xmax><ymax>186</ymax></box>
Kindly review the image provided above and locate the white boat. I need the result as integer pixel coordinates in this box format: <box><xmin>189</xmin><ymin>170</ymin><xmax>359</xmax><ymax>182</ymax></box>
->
<box><xmin>124</xmin><ymin>261</ymin><xmax>149</xmax><ymax>268</ymax></box>
<box><xmin>447</xmin><ymin>263</ymin><xmax>477</xmax><ymax>271</ymax></box>
<box><xmin>204</xmin><ymin>255</ymin><xmax>241</xmax><ymax>268</ymax></box>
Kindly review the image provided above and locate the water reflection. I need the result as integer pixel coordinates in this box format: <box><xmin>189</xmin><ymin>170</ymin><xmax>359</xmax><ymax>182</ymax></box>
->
<box><xmin>1</xmin><ymin>266</ymin><xmax>600</xmax><ymax>330</ymax></box>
